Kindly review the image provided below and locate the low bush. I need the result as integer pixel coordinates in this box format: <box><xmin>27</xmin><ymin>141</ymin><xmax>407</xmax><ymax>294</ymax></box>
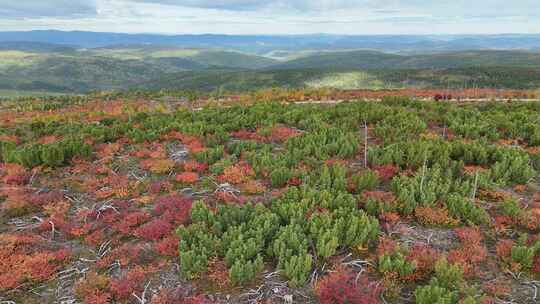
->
<box><xmin>316</xmin><ymin>267</ymin><xmax>382</xmax><ymax>304</ymax></box>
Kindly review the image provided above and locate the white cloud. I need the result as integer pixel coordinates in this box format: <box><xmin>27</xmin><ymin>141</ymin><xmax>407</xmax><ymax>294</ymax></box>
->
<box><xmin>0</xmin><ymin>0</ymin><xmax>538</xmax><ymax>34</ymax></box>
<box><xmin>0</xmin><ymin>0</ymin><xmax>97</xmax><ymax>18</ymax></box>
<box><xmin>128</xmin><ymin>0</ymin><xmax>374</xmax><ymax>11</ymax></box>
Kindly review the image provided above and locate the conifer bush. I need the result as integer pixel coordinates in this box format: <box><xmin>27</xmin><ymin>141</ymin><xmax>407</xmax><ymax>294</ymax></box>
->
<box><xmin>415</xmin><ymin>284</ymin><xmax>457</xmax><ymax>304</ymax></box>
<box><xmin>269</xmin><ymin>167</ymin><xmax>292</xmax><ymax>188</ymax></box>
<box><xmin>177</xmin><ymin>189</ymin><xmax>379</xmax><ymax>287</ymax></box>
<box><xmin>351</xmin><ymin>169</ymin><xmax>379</xmax><ymax>193</ymax></box>
<box><xmin>378</xmin><ymin>251</ymin><xmax>416</xmax><ymax>280</ymax></box>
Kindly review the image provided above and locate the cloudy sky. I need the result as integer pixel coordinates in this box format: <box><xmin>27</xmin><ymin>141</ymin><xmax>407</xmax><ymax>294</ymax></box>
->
<box><xmin>0</xmin><ymin>0</ymin><xmax>538</xmax><ymax>34</ymax></box>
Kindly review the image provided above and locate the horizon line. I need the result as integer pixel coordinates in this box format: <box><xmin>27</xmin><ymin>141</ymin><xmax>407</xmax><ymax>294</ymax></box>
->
<box><xmin>2</xmin><ymin>29</ymin><xmax>540</xmax><ymax>37</ymax></box>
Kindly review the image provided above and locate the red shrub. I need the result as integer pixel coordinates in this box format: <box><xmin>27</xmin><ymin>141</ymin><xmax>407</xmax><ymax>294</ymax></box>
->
<box><xmin>183</xmin><ymin>160</ymin><xmax>208</xmax><ymax>173</ymax></box>
<box><xmin>376</xmin><ymin>237</ymin><xmax>398</xmax><ymax>256</ymax></box>
<box><xmin>532</xmin><ymin>256</ymin><xmax>540</xmax><ymax>274</ymax></box>
<box><xmin>155</xmin><ymin>235</ymin><xmax>180</xmax><ymax>257</ymax></box>
<box><xmin>287</xmin><ymin>177</ymin><xmax>302</xmax><ymax>186</ymax></box>
<box><xmin>164</xmin><ymin>132</ymin><xmax>206</xmax><ymax>153</ymax></box>
<box><xmin>114</xmin><ymin>211</ymin><xmax>150</xmax><ymax>234</ymax></box>
<box><xmin>449</xmin><ymin>244</ymin><xmax>487</xmax><ymax>276</ymax></box>
<box><xmin>218</xmin><ymin>162</ymin><xmax>254</xmax><ymax>184</ymax></box>
<box><xmin>316</xmin><ymin>267</ymin><xmax>382</xmax><ymax>304</ymax></box>
<box><xmin>182</xmin><ymin>296</ymin><xmax>216</xmax><ymax>304</ymax></box>
<box><xmin>96</xmin><ymin>243</ymin><xmax>146</xmax><ymax>269</ymax></box>
<box><xmin>373</xmin><ymin>165</ymin><xmax>399</xmax><ymax>181</ymax></box>
<box><xmin>148</xmin><ymin>181</ymin><xmax>173</xmax><ymax>194</ymax></box>
<box><xmin>134</xmin><ymin>218</ymin><xmax>173</xmax><ymax>241</ymax></box>
<box><xmin>111</xmin><ymin>266</ymin><xmax>147</xmax><ymax>300</ymax></box>
<box><xmin>84</xmin><ymin>229</ymin><xmax>105</xmax><ymax>247</ymax></box>
<box><xmin>22</xmin><ymin>252</ymin><xmax>59</xmax><ymax>281</ymax></box>
<box><xmin>74</xmin><ymin>271</ymin><xmax>111</xmax><ymax>302</ymax></box>
<box><xmin>154</xmin><ymin>194</ymin><xmax>193</xmax><ymax>225</ymax></box>
<box><xmin>407</xmin><ymin>243</ymin><xmax>440</xmax><ymax>280</ymax></box>
<box><xmin>1</xmin><ymin>163</ymin><xmax>30</xmax><ymax>185</ymax></box>
<box><xmin>269</xmin><ymin>125</ymin><xmax>300</xmax><ymax>142</ymax></box>
<box><xmin>84</xmin><ymin>290</ymin><xmax>112</xmax><ymax>304</ymax></box>
<box><xmin>175</xmin><ymin>172</ymin><xmax>199</xmax><ymax>184</ymax></box>
<box><xmin>231</xmin><ymin>129</ymin><xmax>264</xmax><ymax>142</ymax></box>
<box><xmin>29</xmin><ymin>190</ymin><xmax>65</xmax><ymax>207</ymax></box>
<box><xmin>207</xmin><ymin>257</ymin><xmax>230</xmax><ymax>288</ymax></box>
<box><xmin>151</xmin><ymin>289</ymin><xmax>215</xmax><ymax>304</ymax></box>
<box><xmin>69</xmin><ymin>222</ymin><xmax>93</xmax><ymax>238</ymax></box>
<box><xmin>454</xmin><ymin>227</ymin><xmax>483</xmax><ymax>245</ymax></box>
<box><xmin>0</xmin><ymin>235</ymin><xmax>68</xmax><ymax>291</ymax></box>
<box><xmin>483</xmin><ymin>279</ymin><xmax>511</xmax><ymax>298</ymax></box>
<box><xmin>496</xmin><ymin>239</ymin><xmax>514</xmax><ymax>261</ymax></box>
<box><xmin>415</xmin><ymin>206</ymin><xmax>458</xmax><ymax>227</ymax></box>
<box><xmin>54</xmin><ymin>249</ymin><xmax>71</xmax><ymax>261</ymax></box>
<box><xmin>380</xmin><ymin>212</ymin><xmax>400</xmax><ymax>224</ymax></box>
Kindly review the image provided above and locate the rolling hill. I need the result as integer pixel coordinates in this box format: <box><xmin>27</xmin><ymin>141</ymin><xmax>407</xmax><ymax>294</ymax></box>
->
<box><xmin>2</xmin><ymin>42</ymin><xmax>540</xmax><ymax>94</ymax></box>
<box><xmin>272</xmin><ymin>50</ymin><xmax>540</xmax><ymax>70</ymax></box>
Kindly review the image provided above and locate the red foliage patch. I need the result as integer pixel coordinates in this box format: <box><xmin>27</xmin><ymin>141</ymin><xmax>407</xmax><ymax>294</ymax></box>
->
<box><xmin>376</xmin><ymin>237</ymin><xmax>398</xmax><ymax>256</ymax></box>
<box><xmin>496</xmin><ymin>239</ymin><xmax>514</xmax><ymax>261</ymax></box>
<box><xmin>183</xmin><ymin>160</ymin><xmax>208</xmax><ymax>173</ymax></box>
<box><xmin>154</xmin><ymin>235</ymin><xmax>180</xmax><ymax>257</ymax></box>
<box><xmin>230</xmin><ymin>129</ymin><xmax>265</xmax><ymax>142</ymax></box>
<box><xmin>111</xmin><ymin>266</ymin><xmax>148</xmax><ymax>300</ymax></box>
<box><xmin>0</xmin><ymin>233</ymin><xmax>70</xmax><ymax>291</ymax></box>
<box><xmin>175</xmin><ymin>172</ymin><xmax>200</xmax><ymax>184</ymax></box>
<box><xmin>134</xmin><ymin>218</ymin><xmax>173</xmax><ymax>241</ymax></box>
<box><xmin>151</xmin><ymin>289</ymin><xmax>215</xmax><ymax>304</ymax></box>
<box><xmin>114</xmin><ymin>211</ymin><xmax>150</xmax><ymax>235</ymax></box>
<box><xmin>163</xmin><ymin>132</ymin><xmax>206</xmax><ymax>153</ymax></box>
<box><xmin>483</xmin><ymin>279</ymin><xmax>511</xmax><ymax>298</ymax></box>
<box><xmin>154</xmin><ymin>194</ymin><xmax>193</xmax><ymax>225</ymax></box>
<box><xmin>315</xmin><ymin>267</ymin><xmax>382</xmax><ymax>304</ymax></box>
<box><xmin>407</xmin><ymin>243</ymin><xmax>440</xmax><ymax>281</ymax></box>
<box><xmin>1</xmin><ymin>163</ymin><xmax>30</xmax><ymax>185</ymax></box>
<box><xmin>218</xmin><ymin>162</ymin><xmax>255</xmax><ymax>184</ymax></box>
<box><xmin>415</xmin><ymin>206</ymin><xmax>458</xmax><ymax>227</ymax></box>
<box><xmin>372</xmin><ymin>165</ymin><xmax>399</xmax><ymax>181</ymax></box>
<box><xmin>148</xmin><ymin>181</ymin><xmax>173</xmax><ymax>194</ymax></box>
<box><xmin>448</xmin><ymin>227</ymin><xmax>487</xmax><ymax>276</ymax></box>
<box><xmin>96</xmin><ymin>243</ymin><xmax>147</xmax><ymax>269</ymax></box>
<box><xmin>268</xmin><ymin>125</ymin><xmax>301</xmax><ymax>142</ymax></box>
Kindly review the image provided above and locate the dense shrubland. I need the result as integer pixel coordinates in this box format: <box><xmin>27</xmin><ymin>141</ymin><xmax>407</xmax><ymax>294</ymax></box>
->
<box><xmin>0</xmin><ymin>96</ymin><xmax>539</xmax><ymax>303</ymax></box>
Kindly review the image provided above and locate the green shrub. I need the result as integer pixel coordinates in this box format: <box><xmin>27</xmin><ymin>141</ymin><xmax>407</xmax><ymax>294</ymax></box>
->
<box><xmin>194</xmin><ymin>146</ymin><xmax>224</xmax><ymax>165</ymax></box>
<box><xmin>378</xmin><ymin>252</ymin><xmax>416</xmax><ymax>279</ymax></box>
<box><xmin>430</xmin><ymin>259</ymin><xmax>464</xmax><ymax>290</ymax></box>
<box><xmin>229</xmin><ymin>255</ymin><xmax>264</xmax><ymax>286</ymax></box>
<box><xmin>415</xmin><ymin>284</ymin><xmax>457</xmax><ymax>304</ymax></box>
<box><xmin>2</xmin><ymin>138</ymin><xmax>91</xmax><ymax>168</ymax></box>
<box><xmin>270</xmin><ymin>167</ymin><xmax>292</xmax><ymax>188</ymax></box>
<box><xmin>282</xmin><ymin>253</ymin><xmax>313</xmax><ymax>288</ymax></box>
<box><xmin>499</xmin><ymin>198</ymin><xmax>523</xmax><ymax>219</ymax></box>
<box><xmin>351</xmin><ymin>169</ymin><xmax>379</xmax><ymax>193</ymax></box>
<box><xmin>511</xmin><ymin>245</ymin><xmax>536</xmax><ymax>270</ymax></box>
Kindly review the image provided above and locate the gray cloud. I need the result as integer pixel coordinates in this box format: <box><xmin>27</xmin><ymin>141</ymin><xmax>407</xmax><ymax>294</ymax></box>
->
<box><xmin>0</xmin><ymin>0</ymin><xmax>97</xmax><ymax>18</ymax></box>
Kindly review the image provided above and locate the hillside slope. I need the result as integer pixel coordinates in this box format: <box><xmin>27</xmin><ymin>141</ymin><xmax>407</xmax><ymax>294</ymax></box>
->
<box><xmin>272</xmin><ymin>50</ymin><xmax>540</xmax><ymax>70</ymax></box>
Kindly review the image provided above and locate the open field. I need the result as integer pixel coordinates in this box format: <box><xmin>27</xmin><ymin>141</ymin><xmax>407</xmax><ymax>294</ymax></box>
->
<box><xmin>0</xmin><ymin>94</ymin><xmax>539</xmax><ymax>303</ymax></box>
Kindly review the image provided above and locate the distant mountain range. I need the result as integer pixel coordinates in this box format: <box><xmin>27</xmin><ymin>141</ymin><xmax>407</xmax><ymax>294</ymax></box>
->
<box><xmin>2</xmin><ymin>31</ymin><xmax>540</xmax><ymax>96</ymax></box>
<box><xmin>2</xmin><ymin>31</ymin><xmax>540</xmax><ymax>54</ymax></box>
